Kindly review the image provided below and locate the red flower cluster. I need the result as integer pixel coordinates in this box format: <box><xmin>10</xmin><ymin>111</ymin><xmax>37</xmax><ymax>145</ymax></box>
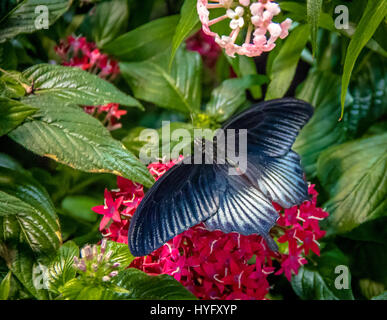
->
<box><xmin>92</xmin><ymin>159</ymin><xmax>328</xmax><ymax>299</ymax></box>
<box><xmin>55</xmin><ymin>36</ymin><xmax>126</xmax><ymax>130</ymax></box>
<box><xmin>186</xmin><ymin>30</ymin><xmax>221</xmax><ymax>68</ymax></box>
<box><xmin>55</xmin><ymin>36</ymin><xmax>119</xmax><ymax>78</ymax></box>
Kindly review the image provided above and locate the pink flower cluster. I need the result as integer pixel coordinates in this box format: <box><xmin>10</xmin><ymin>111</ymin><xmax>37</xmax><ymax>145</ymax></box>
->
<box><xmin>197</xmin><ymin>0</ymin><xmax>292</xmax><ymax>57</ymax></box>
<box><xmin>92</xmin><ymin>159</ymin><xmax>328</xmax><ymax>299</ymax></box>
<box><xmin>55</xmin><ymin>36</ymin><xmax>126</xmax><ymax>130</ymax></box>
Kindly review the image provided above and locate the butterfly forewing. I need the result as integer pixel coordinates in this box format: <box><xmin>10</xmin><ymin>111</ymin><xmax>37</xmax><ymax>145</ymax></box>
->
<box><xmin>223</xmin><ymin>98</ymin><xmax>313</xmax><ymax>158</ymax></box>
<box><xmin>128</xmin><ymin>159</ymin><xmax>226</xmax><ymax>256</ymax></box>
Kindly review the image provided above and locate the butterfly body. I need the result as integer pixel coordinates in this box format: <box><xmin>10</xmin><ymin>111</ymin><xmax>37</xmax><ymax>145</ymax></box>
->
<box><xmin>128</xmin><ymin>98</ymin><xmax>314</xmax><ymax>256</ymax></box>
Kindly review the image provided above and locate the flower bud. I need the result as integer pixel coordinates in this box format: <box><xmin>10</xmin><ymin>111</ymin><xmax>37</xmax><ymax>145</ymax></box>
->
<box><xmin>100</xmin><ymin>238</ymin><xmax>107</xmax><ymax>254</ymax></box>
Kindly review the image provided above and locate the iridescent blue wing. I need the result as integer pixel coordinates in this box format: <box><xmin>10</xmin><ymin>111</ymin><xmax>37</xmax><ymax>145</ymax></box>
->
<box><xmin>223</xmin><ymin>98</ymin><xmax>313</xmax><ymax>157</ymax></box>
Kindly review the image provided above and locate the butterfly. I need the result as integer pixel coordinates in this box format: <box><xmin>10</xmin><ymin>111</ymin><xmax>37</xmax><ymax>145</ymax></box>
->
<box><xmin>128</xmin><ymin>98</ymin><xmax>314</xmax><ymax>256</ymax></box>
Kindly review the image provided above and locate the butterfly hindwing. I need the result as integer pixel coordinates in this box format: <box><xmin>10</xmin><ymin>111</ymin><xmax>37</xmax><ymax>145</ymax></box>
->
<box><xmin>244</xmin><ymin>148</ymin><xmax>309</xmax><ymax>208</ymax></box>
<box><xmin>204</xmin><ymin>165</ymin><xmax>280</xmax><ymax>251</ymax></box>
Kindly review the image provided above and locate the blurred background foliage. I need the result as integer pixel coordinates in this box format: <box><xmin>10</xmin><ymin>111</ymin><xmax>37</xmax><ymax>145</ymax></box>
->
<box><xmin>0</xmin><ymin>0</ymin><xmax>386</xmax><ymax>300</ymax></box>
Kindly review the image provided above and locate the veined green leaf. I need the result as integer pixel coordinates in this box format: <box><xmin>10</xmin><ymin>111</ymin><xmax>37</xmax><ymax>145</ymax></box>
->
<box><xmin>0</xmin><ymin>97</ymin><xmax>37</xmax><ymax>136</ymax></box>
<box><xmin>105</xmin><ymin>241</ymin><xmax>134</xmax><ymax>271</ymax></box>
<box><xmin>112</xmin><ymin>268</ymin><xmax>197</xmax><ymax>300</ymax></box>
<box><xmin>292</xmin><ymin>247</ymin><xmax>354</xmax><ymax>300</ymax></box>
<box><xmin>91</xmin><ymin>0</ymin><xmax>129</xmax><ymax>48</ymax></box>
<box><xmin>169</xmin><ymin>0</ymin><xmax>200</xmax><ymax>69</ymax></box>
<box><xmin>307</xmin><ymin>0</ymin><xmax>323</xmax><ymax>56</ymax></box>
<box><xmin>294</xmin><ymin>58</ymin><xmax>386</xmax><ymax>178</ymax></box>
<box><xmin>22</xmin><ymin>64</ymin><xmax>142</xmax><ymax>108</ymax></box>
<box><xmin>0</xmin><ymin>0</ymin><xmax>72</xmax><ymax>43</ymax></box>
<box><xmin>266</xmin><ymin>24</ymin><xmax>309</xmax><ymax>100</ymax></box>
<box><xmin>0</xmin><ymin>166</ymin><xmax>61</xmax><ymax>253</ymax></box>
<box><xmin>103</xmin><ymin>15</ymin><xmax>180</xmax><ymax>62</ymax></box>
<box><xmin>0</xmin><ymin>271</ymin><xmax>11</xmax><ymax>300</ymax></box>
<box><xmin>0</xmin><ymin>243</ymin><xmax>49</xmax><ymax>300</ymax></box>
<box><xmin>340</xmin><ymin>0</ymin><xmax>387</xmax><ymax>118</ymax></box>
<box><xmin>206</xmin><ymin>75</ymin><xmax>268</xmax><ymax>122</ymax></box>
<box><xmin>121</xmin><ymin>48</ymin><xmax>202</xmax><ymax>114</ymax></box>
<box><xmin>8</xmin><ymin>96</ymin><xmax>154</xmax><ymax>187</ymax></box>
<box><xmin>317</xmin><ymin>133</ymin><xmax>387</xmax><ymax>234</ymax></box>
<box><xmin>46</xmin><ymin>241</ymin><xmax>79</xmax><ymax>294</ymax></box>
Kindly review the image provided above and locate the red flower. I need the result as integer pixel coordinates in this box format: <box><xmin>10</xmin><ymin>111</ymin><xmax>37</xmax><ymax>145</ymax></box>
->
<box><xmin>95</xmin><ymin>160</ymin><xmax>329</xmax><ymax>299</ymax></box>
<box><xmin>92</xmin><ymin>189</ymin><xmax>123</xmax><ymax>230</ymax></box>
<box><xmin>55</xmin><ymin>36</ymin><xmax>124</xmax><ymax>131</ymax></box>
<box><xmin>186</xmin><ymin>29</ymin><xmax>221</xmax><ymax>68</ymax></box>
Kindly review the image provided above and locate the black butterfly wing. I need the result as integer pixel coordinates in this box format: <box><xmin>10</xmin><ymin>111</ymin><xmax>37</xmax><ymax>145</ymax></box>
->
<box><xmin>223</xmin><ymin>98</ymin><xmax>313</xmax><ymax>158</ymax></box>
<box><xmin>128</xmin><ymin>159</ymin><xmax>227</xmax><ymax>256</ymax></box>
<box><xmin>128</xmin><ymin>159</ymin><xmax>281</xmax><ymax>256</ymax></box>
<box><xmin>244</xmin><ymin>148</ymin><xmax>309</xmax><ymax>208</ymax></box>
<box><xmin>128</xmin><ymin>99</ymin><xmax>314</xmax><ymax>256</ymax></box>
<box><xmin>204</xmin><ymin>164</ymin><xmax>280</xmax><ymax>251</ymax></box>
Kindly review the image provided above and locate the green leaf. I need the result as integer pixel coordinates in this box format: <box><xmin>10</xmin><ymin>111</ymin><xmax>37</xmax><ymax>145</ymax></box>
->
<box><xmin>226</xmin><ymin>55</ymin><xmax>263</xmax><ymax>99</ymax></box>
<box><xmin>291</xmin><ymin>247</ymin><xmax>354</xmax><ymax>300</ymax></box>
<box><xmin>112</xmin><ymin>268</ymin><xmax>197</xmax><ymax>300</ymax></box>
<box><xmin>59</xmin><ymin>277</ymin><xmax>127</xmax><ymax>300</ymax></box>
<box><xmin>0</xmin><ymin>153</ymin><xmax>22</xmax><ymax>171</ymax></box>
<box><xmin>123</xmin><ymin>122</ymin><xmax>195</xmax><ymax>161</ymax></box>
<box><xmin>169</xmin><ymin>0</ymin><xmax>200</xmax><ymax>69</ymax></box>
<box><xmin>0</xmin><ymin>96</ymin><xmax>37</xmax><ymax>136</ymax></box>
<box><xmin>60</xmin><ymin>278</ymin><xmax>110</xmax><ymax>300</ymax></box>
<box><xmin>359</xmin><ymin>278</ymin><xmax>386</xmax><ymax>300</ymax></box>
<box><xmin>266</xmin><ymin>24</ymin><xmax>309</xmax><ymax>100</ymax></box>
<box><xmin>103</xmin><ymin>15</ymin><xmax>180</xmax><ymax>62</ymax></box>
<box><xmin>8</xmin><ymin>96</ymin><xmax>154</xmax><ymax>187</ymax></box>
<box><xmin>105</xmin><ymin>241</ymin><xmax>134</xmax><ymax>270</ymax></box>
<box><xmin>281</xmin><ymin>2</ymin><xmax>335</xmax><ymax>32</ymax></box>
<box><xmin>294</xmin><ymin>60</ymin><xmax>386</xmax><ymax>178</ymax></box>
<box><xmin>0</xmin><ymin>271</ymin><xmax>11</xmax><ymax>300</ymax></box>
<box><xmin>294</xmin><ymin>71</ymin><xmax>347</xmax><ymax>177</ymax></box>
<box><xmin>61</xmin><ymin>196</ymin><xmax>100</xmax><ymax>223</ymax></box>
<box><xmin>317</xmin><ymin>133</ymin><xmax>387</xmax><ymax>234</ymax></box>
<box><xmin>347</xmin><ymin>242</ymin><xmax>387</xmax><ymax>286</ymax></box>
<box><xmin>0</xmin><ymin>0</ymin><xmax>72</xmax><ymax>43</ymax></box>
<box><xmin>0</xmin><ymin>166</ymin><xmax>61</xmax><ymax>253</ymax></box>
<box><xmin>306</xmin><ymin>0</ymin><xmax>322</xmax><ymax>56</ymax></box>
<box><xmin>121</xmin><ymin>47</ymin><xmax>202</xmax><ymax>114</ymax></box>
<box><xmin>205</xmin><ymin>75</ymin><xmax>268</xmax><ymax>122</ymax></box>
<box><xmin>91</xmin><ymin>0</ymin><xmax>129</xmax><ymax>48</ymax></box>
<box><xmin>0</xmin><ymin>243</ymin><xmax>50</xmax><ymax>299</ymax></box>
<box><xmin>0</xmin><ymin>71</ymin><xmax>28</xmax><ymax>99</ymax></box>
<box><xmin>22</xmin><ymin>64</ymin><xmax>142</xmax><ymax>108</ymax></box>
<box><xmin>372</xmin><ymin>291</ymin><xmax>387</xmax><ymax>300</ymax></box>
<box><xmin>340</xmin><ymin>0</ymin><xmax>387</xmax><ymax>118</ymax></box>
<box><xmin>46</xmin><ymin>241</ymin><xmax>78</xmax><ymax>294</ymax></box>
